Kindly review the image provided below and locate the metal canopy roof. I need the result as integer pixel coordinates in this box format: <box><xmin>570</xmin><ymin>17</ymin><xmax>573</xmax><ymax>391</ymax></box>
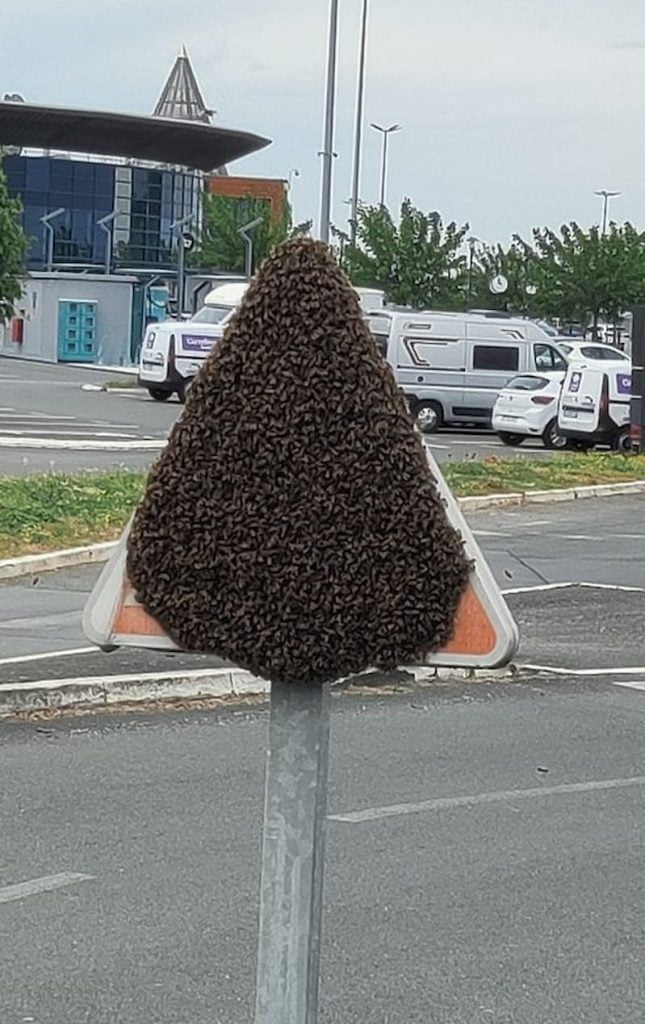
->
<box><xmin>0</xmin><ymin>102</ymin><xmax>270</xmax><ymax>171</ymax></box>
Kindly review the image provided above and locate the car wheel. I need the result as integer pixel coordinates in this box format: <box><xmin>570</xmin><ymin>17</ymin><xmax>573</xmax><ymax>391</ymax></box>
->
<box><xmin>542</xmin><ymin>418</ymin><xmax>569</xmax><ymax>450</ymax></box>
<box><xmin>498</xmin><ymin>432</ymin><xmax>525</xmax><ymax>446</ymax></box>
<box><xmin>177</xmin><ymin>377</ymin><xmax>195</xmax><ymax>404</ymax></box>
<box><xmin>414</xmin><ymin>401</ymin><xmax>443</xmax><ymax>434</ymax></box>
<box><xmin>148</xmin><ymin>387</ymin><xmax>171</xmax><ymax>402</ymax></box>
<box><xmin>613</xmin><ymin>427</ymin><xmax>632</xmax><ymax>454</ymax></box>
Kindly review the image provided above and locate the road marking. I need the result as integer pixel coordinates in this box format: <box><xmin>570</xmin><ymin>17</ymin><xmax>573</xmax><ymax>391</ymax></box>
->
<box><xmin>502</xmin><ymin>582</ymin><xmax>576</xmax><ymax>594</ymax></box>
<box><xmin>329</xmin><ymin>775</ymin><xmax>645</xmax><ymax>824</ymax></box>
<box><xmin>520</xmin><ymin>663</ymin><xmax>645</xmax><ymax>676</ymax></box>
<box><xmin>614</xmin><ymin>681</ymin><xmax>645</xmax><ymax>691</ymax></box>
<box><xmin>0</xmin><ymin>610</ymin><xmax>83</xmax><ymax>630</ymax></box>
<box><xmin>0</xmin><ymin>646</ymin><xmax>95</xmax><ymax>667</ymax></box>
<box><xmin>0</xmin><ymin>429</ymin><xmax>139</xmax><ymax>439</ymax></box>
<box><xmin>473</xmin><ymin>529</ymin><xmax>508</xmax><ymax>537</ymax></box>
<box><xmin>0</xmin><ymin>872</ymin><xmax>94</xmax><ymax>904</ymax></box>
<box><xmin>502</xmin><ymin>581</ymin><xmax>645</xmax><ymax>595</ymax></box>
<box><xmin>0</xmin><ymin>437</ymin><xmax>165</xmax><ymax>450</ymax></box>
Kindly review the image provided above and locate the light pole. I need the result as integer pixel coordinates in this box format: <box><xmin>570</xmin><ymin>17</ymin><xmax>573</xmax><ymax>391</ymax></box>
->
<box><xmin>238</xmin><ymin>216</ymin><xmax>264</xmax><ymax>279</ymax></box>
<box><xmin>319</xmin><ymin>0</ymin><xmax>339</xmax><ymax>244</ymax></box>
<box><xmin>371</xmin><ymin>123</ymin><xmax>401</xmax><ymax>207</ymax></box>
<box><xmin>170</xmin><ymin>214</ymin><xmax>193</xmax><ymax>316</ymax></box>
<box><xmin>40</xmin><ymin>207</ymin><xmax>66</xmax><ymax>272</ymax></box>
<box><xmin>595</xmin><ymin>189</ymin><xmax>620</xmax><ymax>234</ymax></box>
<box><xmin>466</xmin><ymin>236</ymin><xmax>480</xmax><ymax>307</ymax></box>
<box><xmin>97</xmin><ymin>210</ymin><xmax>118</xmax><ymax>274</ymax></box>
<box><xmin>349</xmin><ymin>0</ymin><xmax>369</xmax><ymax>245</ymax></box>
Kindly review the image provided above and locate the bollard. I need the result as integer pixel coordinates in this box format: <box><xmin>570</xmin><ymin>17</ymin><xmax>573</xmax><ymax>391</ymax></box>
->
<box><xmin>254</xmin><ymin>680</ymin><xmax>331</xmax><ymax>1024</ymax></box>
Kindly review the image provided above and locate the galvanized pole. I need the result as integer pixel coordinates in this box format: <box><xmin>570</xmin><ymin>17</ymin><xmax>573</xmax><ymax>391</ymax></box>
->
<box><xmin>177</xmin><ymin>237</ymin><xmax>186</xmax><ymax>316</ymax></box>
<box><xmin>254</xmin><ymin>679</ymin><xmax>331</xmax><ymax>1024</ymax></box>
<box><xmin>238</xmin><ymin>216</ymin><xmax>264</xmax><ymax>280</ymax></box>
<box><xmin>349</xmin><ymin>0</ymin><xmax>369</xmax><ymax>246</ymax></box>
<box><xmin>380</xmin><ymin>130</ymin><xmax>388</xmax><ymax>207</ymax></box>
<box><xmin>319</xmin><ymin>0</ymin><xmax>339</xmax><ymax>244</ymax></box>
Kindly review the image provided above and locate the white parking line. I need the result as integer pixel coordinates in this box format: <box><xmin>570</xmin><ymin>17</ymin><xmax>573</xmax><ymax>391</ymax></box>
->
<box><xmin>329</xmin><ymin>775</ymin><xmax>645</xmax><ymax>824</ymax></box>
<box><xmin>0</xmin><ymin>872</ymin><xmax>94</xmax><ymax>904</ymax></box>
<box><xmin>0</xmin><ymin>647</ymin><xmax>95</xmax><ymax>667</ymax></box>
<box><xmin>613</xmin><ymin>681</ymin><xmax>645</xmax><ymax>691</ymax></box>
<box><xmin>502</xmin><ymin>581</ymin><xmax>645</xmax><ymax>595</ymax></box>
<box><xmin>520</xmin><ymin>663</ymin><xmax>645</xmax><ymax>676</ymax></box>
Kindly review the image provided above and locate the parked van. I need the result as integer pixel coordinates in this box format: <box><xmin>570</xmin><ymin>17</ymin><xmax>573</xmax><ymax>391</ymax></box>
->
<box><xmin>138</xmin><ymin>321</ymin><xmax>228</xmax><ymax>402</ymax></box>
<box><xmin>557</xmin><ymin>361</ymin><xmax>632</xmax><ymax>452</ymax></box>
<box><xmin>368</xmin><ymin>310</ymin><xmax>568</xmax><ymax>432</ymax></box>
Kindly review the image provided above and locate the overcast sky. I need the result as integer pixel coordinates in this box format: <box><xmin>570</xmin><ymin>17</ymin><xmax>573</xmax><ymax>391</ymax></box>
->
<box><xmin>3</xmin><ymin>0</ymin><xmax>644</xmax><ymax>243</ymax></box>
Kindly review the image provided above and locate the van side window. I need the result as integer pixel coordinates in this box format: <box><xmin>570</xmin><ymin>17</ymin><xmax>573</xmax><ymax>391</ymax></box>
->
<box><xmin>472</xmin><ymin>345</ymin><xmax>519</xmax><ymax>371</ymax></box>
<box><xmin>534</xmin><ymin>343</ymin><xmax>567</xmax><ymax>372</ymax></box>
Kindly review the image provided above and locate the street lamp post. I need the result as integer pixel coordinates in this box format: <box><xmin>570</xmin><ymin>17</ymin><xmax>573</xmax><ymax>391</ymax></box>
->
<box><xmin>97</xmin><ymin>210</ymin><xmax>118</xmax><ymax>275</ymax></box>
<box><xmin>238</xmin><ymin>216</ymin><xmax>264</xmax><ymax>279</ymax></box>
<box><xmin>170</xmin><ymin>214</ymin><xmax>193</xmax><ymax>316</ymax></box>
<box><xmin>370</xmin><ymin>123</ymin><xmax>401</xmax><ymax>208</ymax></box>
<box><xmin>349</xmin><ymin>0</ymin><xmax>369</xmax><ymax>246</ymax></box>
<box><xmin>466</xmin><ymin>236</ymin><xmax>480</xmax><ymax>307</ymax></box>
<box><xmin>40</xmin><ymin>207</ymin><xmax>66</xmax><ymax>272</ymax></box>
<box><xmin>319</xmin><ymin>0</ymin><xmax>340</xmax><ymax>244</ymax></box>
<box><xmin>595</xmin><ymin>189</ymin><xmax>620</xmax><ymax>235</ymax></box>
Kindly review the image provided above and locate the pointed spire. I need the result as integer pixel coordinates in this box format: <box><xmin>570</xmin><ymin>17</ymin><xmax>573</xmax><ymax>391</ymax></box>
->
<box><xmin>153</xmin><ymin>48</ymin><xmax>214</xmax><ymax>123</ymax></box>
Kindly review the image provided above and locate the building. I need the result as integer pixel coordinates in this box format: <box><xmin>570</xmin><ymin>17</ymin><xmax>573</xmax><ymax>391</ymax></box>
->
<box><xmin>0</xmin><ymin>50</ymin><xmax>274</xmax><ymax>366</ymax></box>
<box><xmin>3</xmin><ymin>50</ymin><xmax>212</xmax><ymax>273</ymax></box>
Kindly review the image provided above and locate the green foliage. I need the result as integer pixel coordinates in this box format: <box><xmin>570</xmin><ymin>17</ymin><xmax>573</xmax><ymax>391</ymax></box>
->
<box><xmin>528</xmin><ymin>221</ymin><xmax>645</xmax><ymax>327</ymax></box>
<box><xmin>444</xmin><ymin>453</ymin><xmax>645</xmax><ymax>497</ymax></box>
<box><xmin>467</xmin><ymin>239</ymin><xmax>536</xmax><ymax>313</ymax></box>
<box><xmin>194</xmin><ymin>193</ymin><xmax>311</xmax><ymax>274</ymax></box>
<box><xmin>339</xmin><ymin>199</ymin><xmax>469</xmax><ymax>309</ymax></box>
<box><xmin>466</xmin><ymin>222</ymin><xmax>645</xmax><ymax>325</ymax></box>
<box><xmin>0</xmin><ymin>470</ymin><xmax>144</xmax><ymax>556</ymax></box>
<box><xmin>0</xmin><ymin>164</ymin><xmax>27</xmax><ymax>322</ymax></box>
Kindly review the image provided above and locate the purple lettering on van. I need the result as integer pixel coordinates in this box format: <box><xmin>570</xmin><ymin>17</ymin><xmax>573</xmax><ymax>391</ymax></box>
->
<box><xmin>568</xmin><ymin>371</ymin><xmax>582</xmax><ymax>393</ymax></box>
<box><xmin>181</xmin><ymin>334</ymin><xmax>215</xmax><ymax>352</ymax></box>
<box><xmin>616</xmin><ymin>373</ymin><xmax>631</xmax><ymax>395</ymax></box>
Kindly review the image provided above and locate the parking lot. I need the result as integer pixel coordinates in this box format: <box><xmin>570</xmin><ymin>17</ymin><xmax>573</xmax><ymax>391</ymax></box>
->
<box><xmin>1</xmin><ymin>493</ymin><xmax>645</xmax><ymax>1024</ymax></box>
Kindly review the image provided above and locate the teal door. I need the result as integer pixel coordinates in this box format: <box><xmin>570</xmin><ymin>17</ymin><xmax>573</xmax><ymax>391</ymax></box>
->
<box><xmin>57</xmin><ymin>301</ymin><xmax>98</xmax><ymax>362</ymax></box>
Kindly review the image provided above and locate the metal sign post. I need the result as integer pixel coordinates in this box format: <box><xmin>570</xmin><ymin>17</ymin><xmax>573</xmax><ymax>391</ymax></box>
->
<box><xmin>254</xmin><ymin>680</ymin><xmax>331</xmax><ymax>1024</ymax></box>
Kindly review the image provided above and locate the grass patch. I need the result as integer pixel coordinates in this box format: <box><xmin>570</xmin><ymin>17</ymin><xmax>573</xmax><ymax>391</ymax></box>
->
<box><xmin>0</xmin><ymin>471</ymin><xmax>145</xmax><ymax>558</ymax></box>
<box><xmin>442</xmin><ymin>452</ymin><xmax>645</xmax><ymax>497</ymax></box>
<box><xmin>0</xmin><ymin>453</ymin><xmax>644</xmax><ymax>559</ymax></box>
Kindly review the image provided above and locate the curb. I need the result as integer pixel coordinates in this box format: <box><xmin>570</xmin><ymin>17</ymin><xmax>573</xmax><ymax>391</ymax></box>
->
<box><xmin>0</xmin><ymin>541</ymin><xmax>119</xmax><ymax>581</ymax></box>
<box><xmin>457</xmin><ymin>478</ymin><xmax>645</xmax><ymax>511</ymax></box>
<box><xmin>1</xmin><ymin>479</ymin><xmax>644</xmax><ymax>582</ymax></box>
<box><xmin>0</xmin><ymin>664</ymin><xmax>516</xmax><ymax>718</ymax></box>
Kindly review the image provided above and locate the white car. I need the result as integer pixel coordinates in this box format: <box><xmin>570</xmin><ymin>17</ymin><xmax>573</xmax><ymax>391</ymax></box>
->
<box><xmin>556</xmin><ymin>339</ymin><xmax>629</xmax><ymax>362</ymax></box>
<box><xmin>492</xmin><ymin>371</ymin><xmax>568</xmax><ymax>448</ymax></box>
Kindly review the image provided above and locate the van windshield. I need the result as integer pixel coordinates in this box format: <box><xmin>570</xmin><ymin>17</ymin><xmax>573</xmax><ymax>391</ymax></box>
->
<box><xmin>191</xmin><ymin>304</ymin><xmax>232</xmax><ymax>325</ymax></box>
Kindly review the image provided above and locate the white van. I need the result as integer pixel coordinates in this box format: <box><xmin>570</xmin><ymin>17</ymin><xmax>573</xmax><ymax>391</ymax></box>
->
<box><xmin>138</xmin><ymin>321</ymin><xmax>229</xmax><ymax>402</ymax></box>
<box><xmin>558</xmin><ymin>362</ymin><xmax>632</xmax><ymax>452</ymax></box>
<box><xmin>138</xmin><ymin>282</ymin><xmax>248</xmax><ymax>402</ymax></box>
<box><xmin>368</xmin><ymin>310</ymin><xmax>568</xmax><ymax>432</ymax></box>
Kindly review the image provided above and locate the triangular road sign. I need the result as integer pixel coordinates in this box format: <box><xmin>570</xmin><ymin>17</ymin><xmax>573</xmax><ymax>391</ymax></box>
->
<box><xmin>83</xmin><ymin>449</ymin><xmax>518</xmax><ymax>671</ymax></box>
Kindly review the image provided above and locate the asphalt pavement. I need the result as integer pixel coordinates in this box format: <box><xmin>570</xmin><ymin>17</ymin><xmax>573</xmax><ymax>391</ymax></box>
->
<box><xmin>2</xmin><ymin>670</ymin><xmax>645</xmax><ymax>1024</ymax></box>
<box><xmin>0</xmin><ymin>355</ymin><xmax>564</xmax><ymax>474</ymax></box>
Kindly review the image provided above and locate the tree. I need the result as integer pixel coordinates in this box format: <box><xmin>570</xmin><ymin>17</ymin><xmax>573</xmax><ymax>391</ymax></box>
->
<box><xmin>467</xmin><ymin>239</ymin><xmax>536</xmax><ymax>314</ymax></box>
<box><xmin>194</xmin><ymin>193</ymin><xmax>310</xmax><ymax>274</ymax></box>
<box><xmin>0</xmin><ymin>164</ymin><xmax>27</xmax><ymax>322</ymax></box>
<box><xmin>339</xmin><ymin>200</ymin><xmax>469</xmax><ymax>309</ymax></box>
<box><xmin>529</xmin><ymin>221</ymin><xmax>645</xmax><ymax>330</ymax></box>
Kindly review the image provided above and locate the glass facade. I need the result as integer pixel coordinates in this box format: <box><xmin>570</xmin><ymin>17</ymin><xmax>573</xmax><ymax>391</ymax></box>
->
<box><xmin>3</xmin><ymin>154</ymin><xmax>201</xmax><ymax>271</ymax></box>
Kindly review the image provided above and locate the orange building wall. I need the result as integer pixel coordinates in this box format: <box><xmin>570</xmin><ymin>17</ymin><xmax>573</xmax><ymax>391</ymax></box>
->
<box><xmin>207</xmin><ymin>176</ymin><xmax>288</xmax><ymax>227</ymax></box>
